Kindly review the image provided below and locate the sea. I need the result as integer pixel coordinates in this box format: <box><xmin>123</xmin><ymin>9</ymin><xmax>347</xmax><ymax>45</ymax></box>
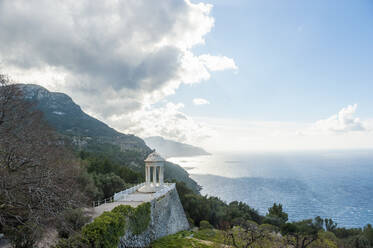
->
<box><xmin>169</xmin><ymin>150</ymin><xmax>373</xmax><ymax>228</ymax></box>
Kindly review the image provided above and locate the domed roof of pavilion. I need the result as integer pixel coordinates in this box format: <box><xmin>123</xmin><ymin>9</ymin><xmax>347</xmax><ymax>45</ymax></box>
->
<box><xmin>144</xmin><ymin>151</ymin><xmax>165</xmax><ymax>163</ymax></box>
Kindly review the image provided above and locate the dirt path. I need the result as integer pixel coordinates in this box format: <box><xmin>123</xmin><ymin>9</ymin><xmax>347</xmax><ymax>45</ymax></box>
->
<box><xmin>186</xmin><ymin>236</ymin><xmax>232</xmax><ymax>248</ymax></box>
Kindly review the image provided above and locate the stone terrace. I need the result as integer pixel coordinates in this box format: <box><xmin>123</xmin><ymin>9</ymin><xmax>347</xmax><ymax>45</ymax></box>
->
<box><xmin>91</xmin><ymin>183</ymin><xmax>175</xmax><ymax>219</ymax></box>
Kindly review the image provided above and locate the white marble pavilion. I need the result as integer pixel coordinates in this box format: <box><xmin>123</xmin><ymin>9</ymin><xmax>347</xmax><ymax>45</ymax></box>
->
<box><xmin>138</xmin><ymin>151</ymin><xmax>166</xmax><ymax>193</ymax></box>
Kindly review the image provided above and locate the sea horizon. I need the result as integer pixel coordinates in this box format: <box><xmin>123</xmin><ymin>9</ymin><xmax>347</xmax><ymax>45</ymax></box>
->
<box><xmin>169</xmin><ymin>150</ymin><xmax>373</xmax><ymax>228</ymax></box>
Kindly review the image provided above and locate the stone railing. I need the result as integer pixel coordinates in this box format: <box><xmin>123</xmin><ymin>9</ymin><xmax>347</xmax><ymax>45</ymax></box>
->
<box><xmin>92</xmin><ymin>182</ymin><xmax>176</xmax><ymax>207</ymax></box>
<box><xmin>92</xmin><ymin>196</ymin><xmax>114</xmax><ymax>208</ymax></box>
<box><xmin>114</xmin><ymin>183</ymin><xmax>146</xmax><ymax>201</ymax></box>
<box><xmin>114</xmin><ymin>183</ymin><xmax>175</xmax><ymax>202</ymax></box>
<box><xmin>151</xmin><ymin>183</ymin><xmax>175</xmax><ymax>200</ymax></box>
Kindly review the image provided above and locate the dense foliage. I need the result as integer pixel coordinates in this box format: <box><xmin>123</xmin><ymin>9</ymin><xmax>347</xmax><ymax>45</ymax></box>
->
<box><xmin>151</xmin><ymin>226</ymin><xmax>372</xmax><ymax>248</ymax></box>
<box><xmin>176</xmin><ymin>181</ymin><xmax>373</xmax><ymax>248</ymax></box>
<box><xmin>82</xmin><ymin>211</ymin><xmax>126</xmax><ymax>248</ymax></box>
<box><xmin>78</xmin><ymin>144</ymin><xmax>146</xmax><ymax>172</ymax></box>
<box><xmin>112</xmin><ymin>203</ymin><xmax>151</xmax><ymax>235</ymax></box>
<box><xmin>176</xmin><ymin>181</ymin><xmax>262</xmax><ymax>228</ymax></box>
<box><xmin>264</xmin><ymin>203</ymin><xmax>288</xmax><ymax>226</ymax></box>
<box><xmin>54</xmin><ymin>203</ymin><xmax>151</xmax><ymax>248</ymax></box>
<box><xmin>77</xmin><ymin>151</ymin><xmax>144</xmax><ymax>201</ymax></box>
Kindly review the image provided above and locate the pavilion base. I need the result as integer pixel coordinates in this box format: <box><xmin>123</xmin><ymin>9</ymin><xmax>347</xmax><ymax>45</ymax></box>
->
<box><xmin>138</xmin><ymin>183</ymin><xmax>167</xmax><ymax>193</ymax></box>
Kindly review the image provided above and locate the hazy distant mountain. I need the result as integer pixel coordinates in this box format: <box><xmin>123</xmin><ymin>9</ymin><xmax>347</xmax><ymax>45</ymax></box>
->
<box><xmin>145</xmin><ymin>136</ymin><xmax>210</xmax><ymax>158</ymax></box>
<box><xmin>18</xmin><ymin>84</ymin><xmax>150</xmax><ymax>154</ymax></box>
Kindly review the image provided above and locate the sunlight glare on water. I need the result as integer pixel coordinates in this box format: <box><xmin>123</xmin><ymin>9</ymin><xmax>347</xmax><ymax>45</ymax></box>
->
<box><xmin>169</xmin><ymin>151</ymin><xmax>373</xmax><ymax>228</ymax></box>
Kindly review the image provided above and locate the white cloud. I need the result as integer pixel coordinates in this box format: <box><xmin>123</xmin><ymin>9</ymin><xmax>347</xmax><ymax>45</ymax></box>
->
<box><xmin>178</xmin><ymin>51</ymin><xmax>211</xmax><ymax>84</ymax></box>
<box><xmin>312</xmin><ymin>104</ymin><xmax>366</xmax><ymax>133</ymax></box>
<box><xmin>109</xmin><ymin>102</ymin><xmax>212</xmax><ymax>145</ymax></box>
<box><xmin>198</xmin><ymin>54</ymin><xmax>238</xmax><ymax>71</ymax></box>
<box><xmin>0</xmin><ymin>0</ymin><xmax>237</xmax><ymax>141</ymax></box>
<box><xmin>193</xmin><ymin>98</ymin><xmax>210</xmax><ymax>105</ymax></box>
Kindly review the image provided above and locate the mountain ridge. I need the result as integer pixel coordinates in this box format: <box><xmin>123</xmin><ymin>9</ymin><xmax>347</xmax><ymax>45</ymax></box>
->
<box><xmin>18</xmin><ymin>84</ymin><xmax>151</xmax><ymax>154</ymax></box>
<box><xmin>145</xmin><ymin>136</ymin><xmax>210</xmax><ymax>158</ymax></box>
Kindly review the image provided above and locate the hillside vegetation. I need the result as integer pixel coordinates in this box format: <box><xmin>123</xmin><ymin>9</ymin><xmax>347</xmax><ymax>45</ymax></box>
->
<box><xmin>18</xmin><ymin>84</ymin><xmax>149</xmax><ymax>154</ymax></box>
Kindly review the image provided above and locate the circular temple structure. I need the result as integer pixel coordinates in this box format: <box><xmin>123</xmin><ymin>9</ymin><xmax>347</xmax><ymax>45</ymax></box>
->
<box><xmin>138</xmin><ymin>151</ymin><xmax>166</xmax><ymax>193</ymax></box>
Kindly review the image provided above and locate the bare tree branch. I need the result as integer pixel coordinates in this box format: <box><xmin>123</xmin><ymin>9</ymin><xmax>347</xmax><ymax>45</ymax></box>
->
<box><xmin>0</xmin><ymin>74</ymin><xmax>86</xmax><ymax>246</ymax></box>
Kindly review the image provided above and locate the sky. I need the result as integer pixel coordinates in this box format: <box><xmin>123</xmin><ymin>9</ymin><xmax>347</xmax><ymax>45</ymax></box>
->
<box><xmin>1</xmin><ymin>0</ymin><xmax>373</xmax><ymax>152</ymax></box>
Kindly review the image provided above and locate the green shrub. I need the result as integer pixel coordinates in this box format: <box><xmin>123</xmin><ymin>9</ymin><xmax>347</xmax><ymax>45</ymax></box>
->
<box><xmin>130</xmin><ymin>203</ymin><xmax>151</xmax><ymax>235</ymax></box>
<box><xmin>266</xmin><ymin>203</ymin><xmax>288</xmax><ymax>224</ymax></box>
<box><xmin>319</xmin><ymin>231</ymin><xmax>338</xmax><ymax>242</ymax></box>
<box><xmin>310</xmin><ymin>231</ymin><xmax>338</xmax><ymax>248</ymax></box>
<box><xmin>82</xmin><ymin>211</ymin><xmax>126</xmax><ymax>248</ymax></box>
<box><xmin>92</xmin><ymin>173</ymin><xmax>127</xmax><ymax>199</ymax></box>
<box><xmin>77</xmin><ymin>170</ymin><xmax>103</xmax><ymax>201</ymax></box>
<box><xmin>347</xmin><ymin>235</ymin><xmax>370</xmax><ymax>248</ymax></box>
<box><xmin>199</xmin><ymin>220</ymin><xmax>213</xmax><ymax>230</ymax></box>
<box><xmin>111</xmin><ymin>204</ymin><xmax>134</xmax><ymax>218</ymax></box>
<box><xmin>76</xmin><ymin>202</ymin><xmax>151</xmax><ymax>248</ymax></box>
<box><xmin>112</xmin><ymin>203</ymin><xmax>151</xmax><ymax>235</ymax></box>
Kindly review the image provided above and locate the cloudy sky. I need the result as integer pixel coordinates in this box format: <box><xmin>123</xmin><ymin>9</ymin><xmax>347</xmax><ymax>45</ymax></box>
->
<box><xmin>1</xmin><ymin>0</ymin><xmax>373</xmax><ymax>152</ymax></box>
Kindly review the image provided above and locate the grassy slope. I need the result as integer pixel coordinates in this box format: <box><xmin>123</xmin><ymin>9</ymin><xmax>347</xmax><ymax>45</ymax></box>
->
<box><xmin>151</xmin><ymin>230</ymin><xmax>224</xmax><ymax>248</ymax></box>
<box><xmin>151</xmin><ymin>228</ymin><xmax>339</xmax><ymax>248</ymax></box>
<box><xmin>151</xmin><ymin>229</ymin><xmax>237</xmax><ymax>248</ymax></box>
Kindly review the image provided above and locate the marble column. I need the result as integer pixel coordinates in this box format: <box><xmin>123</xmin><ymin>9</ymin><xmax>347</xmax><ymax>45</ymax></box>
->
<box><xmin>146</xmin><ymin>166</ymin><xmax>150</xmax><ymax>184</ymax></box>
<box><xmin>152</xmin><ymin>166</ymin><xmax>157</xmax><ymax>185</ymax></box>
<box><xmin>159</xmin><ymin>166</ymin><xmax>164</xmax><ymax>185</ymax></box>
<box><xmin>145</xmin><ymin>166</ymin><xmax>147</xmax><ymax>183</ymax></box>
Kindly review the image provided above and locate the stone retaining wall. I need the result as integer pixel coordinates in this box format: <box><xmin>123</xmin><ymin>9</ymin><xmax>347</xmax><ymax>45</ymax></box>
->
<box><xmin>118</xmin><ymin>185</ymin><xmax>189</xmax><ymax>247</ymax></box>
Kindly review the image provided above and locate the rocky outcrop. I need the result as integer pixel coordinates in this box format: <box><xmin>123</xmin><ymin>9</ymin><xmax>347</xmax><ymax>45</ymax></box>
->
<box><xmin>119</xmin><ymin>186</ymin><xmax>189</xmax><ymax>247</ymax></box>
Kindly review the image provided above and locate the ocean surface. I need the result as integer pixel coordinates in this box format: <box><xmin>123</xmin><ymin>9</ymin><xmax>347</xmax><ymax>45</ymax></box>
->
<box><xmin>169</xmin><ymin>150</ymin><xmax>373</xmax><ymax>228</ymax></box>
